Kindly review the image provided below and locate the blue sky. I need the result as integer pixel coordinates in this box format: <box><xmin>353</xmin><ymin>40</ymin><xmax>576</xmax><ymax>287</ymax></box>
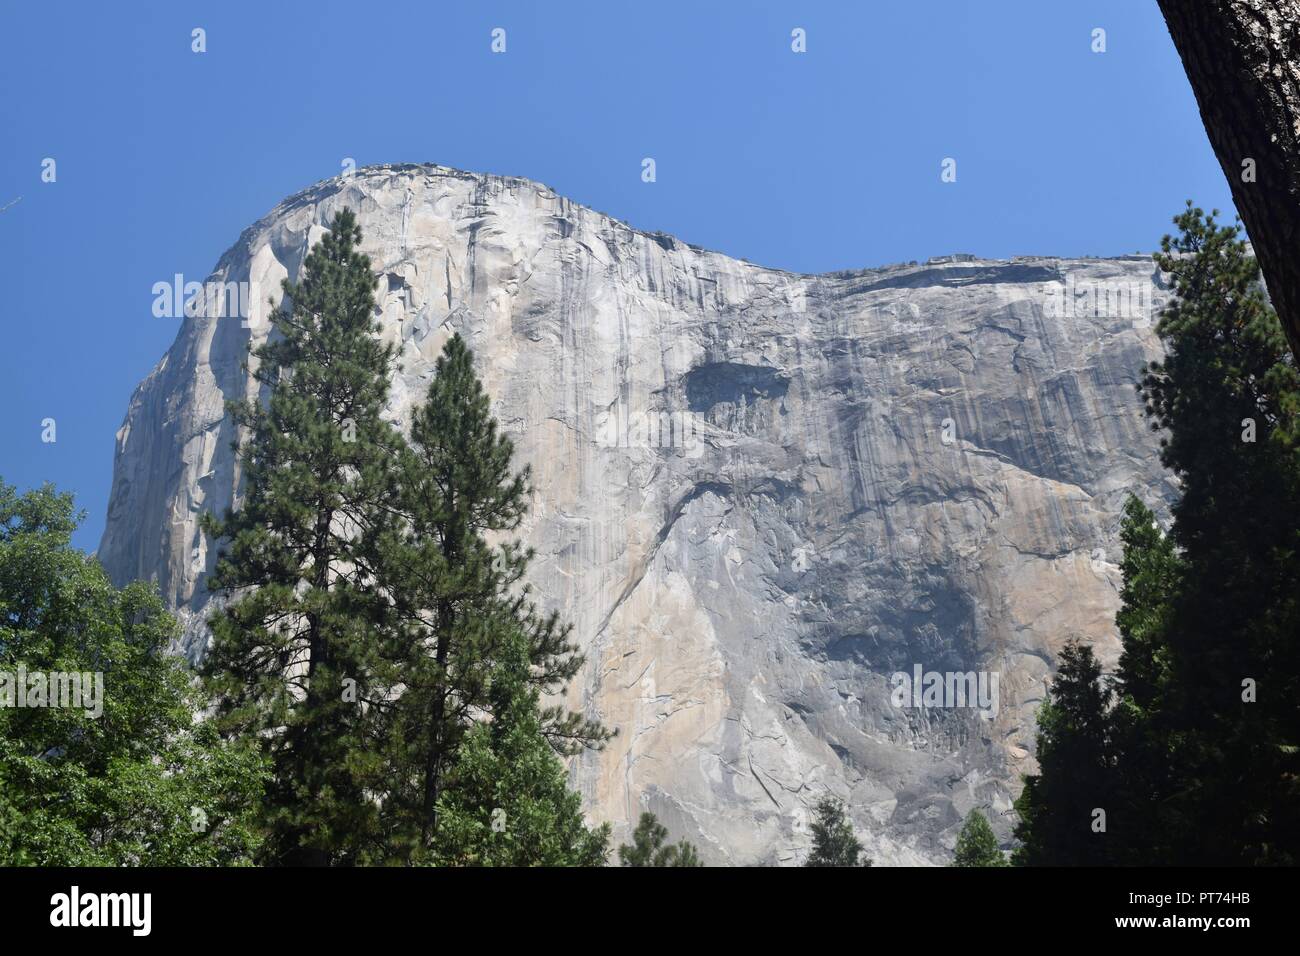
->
<box><xmin>0</xmin><ymin>0</ymin><xmax>1237</xmax><ymax>551</ymax></box>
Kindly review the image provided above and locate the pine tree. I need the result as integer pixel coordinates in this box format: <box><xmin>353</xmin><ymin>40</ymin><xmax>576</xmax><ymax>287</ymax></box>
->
<box><xmin>1114</xmin><ymin>496</ymin><xmax>1181</xmax><ymax>714</ymax></box>
<box><xmin>432</xmin><ymin>630</ymin><xmax>610</xmax><ymax>866</ymax></box>
<box><xmin>377</xmin><ymin>333</ymin><xmax>610</xmax><ymax>863</ymax></box>
<box><xmin>1011</xmin><ymin>641</ymin><xmax>1113</xmax><ymax>866</ymax></box>
<box><xmin>618</xmin><ymin>812</ymin><xmax>703</xmax><ymax>867</ymax></box>
<box><xmin>1120</xmin><ymin>205</ymin><xmax>1300</xmax><ymax>864</ymax></box>
<box><xmin>805</xmin><ymin>797</ymin><xmax>869</xmax><ymax>867</ymax></box>
<box><xmin>1014</xmin><ymin>207</ymin><xmax>1300</xmax><ymax>865</ymax></box>
<box><xmin>0</xmin><ymin>481</ymin><xmax>265</xmax><ymax>865</ymax></box>
<box><xmin>952</xmin><ymin>809</ymin><xmax>1006</xmax><ymax>866</ymax></box>
<box><xmin>1108</xmin><ymin>496</ymin><xmax>1185</xmax><ymax>862</ymax></box>
<box><xmin>201</xmin><ymin>209</ymin><xmax>403</xmax><ymax>866</ymax></box>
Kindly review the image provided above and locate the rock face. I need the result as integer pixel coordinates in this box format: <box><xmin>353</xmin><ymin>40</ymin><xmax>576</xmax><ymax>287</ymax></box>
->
<box><xmin>99</xmin><ymin>164</ymin><xmax>1175</xmax><ymax>865</ymax></box>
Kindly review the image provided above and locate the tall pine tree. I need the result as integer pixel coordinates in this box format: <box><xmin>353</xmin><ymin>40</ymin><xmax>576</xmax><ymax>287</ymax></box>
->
<box><xmin>202</xmin><ymin>208</ymin><xmax>403</xmax><ymax>866</ymax></box>
<box><xmin>1015</xmin><ymin>206</ymin><xmax>1300</xmax><ymax>865</ymax></box>
<box><xmin>1134</xmin><ymin>205</ymin><xmax>1300</xmax><ymax>863</ymax></box>
<box><xmin>376</xmin><ymin>333</ymin><xmax>610</xmax><ymax>863</ymax></box>
<box><xmin>1108</xmin><ymin>496</ymin><xmax>1185</xmax><ymax>862</ymax></box>
<box><xmin>1102</xmin><ymin>205</ymin><xmax>1300</xmax><ymax>864</ymax></box>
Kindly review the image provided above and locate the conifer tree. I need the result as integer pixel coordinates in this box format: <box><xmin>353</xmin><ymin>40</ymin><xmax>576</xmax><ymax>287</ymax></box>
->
<box><xmin>1011</xmin><ymin>642</ymin><xmax>1113</xmax><ymax>866</ymax></box>
<box><xmin>1108</xmin><ymin>496</ymin><xmax>1184</xmax><ymax>862</ymax></box>
<box><xmin>1014</xmin><ymin>207</ymin><xmax>1300</xmax><ymax>866</ymax></box>
<box><xmin>1133</xmin><ymin>205</ymin><xmax>1300</xmax><ymax>863</ymax></box>
<box><xmin>378</xmin><ymin>333</ymin><xmax>609</xmax><ymax>863</ymax></box>
<box><xmin>201</xmin><ymin>209</ymin><xmax>403</xmax><ymax>866</ymax></box>
<box><xmin>1082</xmin><ymin>205</ymin><xmax>1300</xmax><ymax>865</ymax></box>
<box><xmin>804</xmin><ymin>797</ymin><xmax>869</xmax><ymax>867</ymax></box>
<box><xmin>618</xmin><ymin>812</ymin><xmax>703</xmax><ymax>867</ymax></box>
<box><xmin>431</xmin><ymin>630</ymin><xmax>610</xmax><ymax>866</ymax></box>
<box><xmin>1113</xmin><ymin>497</ymin><xmax>1181</xmax><ymax>714</ymax></box>
<box><xmin>951</xmin><ymin>809</ymin><xmax>1006</xmax><ymax>866</ymax></box>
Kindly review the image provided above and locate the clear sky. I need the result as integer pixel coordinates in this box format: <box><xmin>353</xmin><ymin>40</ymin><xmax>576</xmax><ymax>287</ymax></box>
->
<box><xmin>0</xmin><ymin>0</ymin><xmax>1237</xmax><ymax>551</ymax></box>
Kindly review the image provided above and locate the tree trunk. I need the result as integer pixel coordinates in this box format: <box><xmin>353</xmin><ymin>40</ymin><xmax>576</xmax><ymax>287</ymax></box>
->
<box><xmin>1157</xmin><ymin>0</ymin><xmax>1300</xmax><ymax>363</ymax></box>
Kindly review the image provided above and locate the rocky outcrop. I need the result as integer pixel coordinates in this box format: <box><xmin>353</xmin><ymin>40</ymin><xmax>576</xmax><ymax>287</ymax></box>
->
<box><xmin>98</xmin><ymin>164</ymin><xmax>1175</xmax><ymax>865</ymax></box>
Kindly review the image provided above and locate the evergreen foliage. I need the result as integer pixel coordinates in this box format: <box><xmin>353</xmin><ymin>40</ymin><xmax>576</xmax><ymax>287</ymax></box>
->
<box><xmin>1014</xmin><ymin>205</ymin><xmax>1300</xmax><ymax>865</ymax></box>
<box><xmin>201</xmin><ymin>208</ymin><xmax>403</xmax><ymax>865</ymax></box>
<box><xmin>805</xmin><ymin>797</ymin><xmax>869</xmax><ymax>867</ymax></box>
<box><xmin>618</xmin><ymin>812</ymin><xmax>703</xmax><ymax>867</ymax></box>
<box><xmin>202</xmin><ymin>212</ymin><xmax>609</xmax><ymax>865</ymax></box>
<box><xmin>377</xmin><ymin>331</ymin><xmax>610</xmax><ymax>863</ymax></box>
<box><xmin>952</xmin><ymin>809</ymin><xmax>1007</xmax><ymax>867</ymax></box>
<box><xmin>432</xmin><ymin>630</ymin><xmax>609</xmax><ymax>866</ymax></box>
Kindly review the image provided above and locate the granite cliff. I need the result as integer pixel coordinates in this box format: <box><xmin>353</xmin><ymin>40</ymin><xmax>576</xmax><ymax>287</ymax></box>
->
<box><xmin>99</xmin><ymin>164</ymin><xmax>1175</xmax><ymax>864</ymax></box>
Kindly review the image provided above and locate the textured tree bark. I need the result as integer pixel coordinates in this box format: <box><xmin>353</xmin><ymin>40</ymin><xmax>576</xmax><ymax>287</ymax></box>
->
<box><xmin>1157</xmin><ymin>0</ymin><xmax>1300</xmax><ymax>363</ymax></box>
